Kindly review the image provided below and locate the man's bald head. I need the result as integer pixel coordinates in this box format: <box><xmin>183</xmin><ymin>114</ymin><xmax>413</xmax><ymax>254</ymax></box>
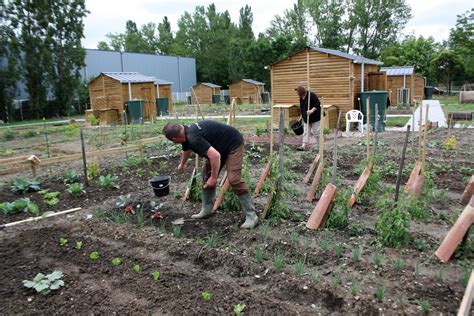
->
<box><xmin>163</xmin><ymin>123</ymin><xmax>185</xmax><ymax>143</ymax></box>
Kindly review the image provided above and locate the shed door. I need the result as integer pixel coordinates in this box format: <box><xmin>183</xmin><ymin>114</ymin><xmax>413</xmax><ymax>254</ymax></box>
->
<box><xmin>368</xmin><ymin>72</ymin><xmax>387</xmax><ymax>91</ymax></box>
<box><xmin>141</xmin><ymin>87</ymin><xmax>154</xmax><ymax>120</ymax></box>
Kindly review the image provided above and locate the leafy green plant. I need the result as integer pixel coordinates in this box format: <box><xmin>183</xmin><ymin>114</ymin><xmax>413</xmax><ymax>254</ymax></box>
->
<box><xmin>66</xmin><ymin>183</ymin><xmax>85</xmax><ymax>197</ymax></box>
<box><xmin>375</xmin><ymin>195</ymin><xmax>410</xmax><ymax>248</ymax></box>
<box><xmin>373</xmin><ymin>251</ymin><xmax>383</xmax><ymax>269</ymax></box>
<box><xmin>394</xmin><ymin>258</ymin><xmax>405</xmax><ymax>272</ymax></box>
<box><xmin>331</xmin><ymin>273</ymin><xmax>341</xmax><ymax>289</ymax></box>
<box><xmin>98</xmin><ymin>174</ymin><xmax>119</xmax><ymax>189</ymax></box>
<box><xmin>273</xmin><ymin>250</ymin><xmax>285</xmax><ymax>272</ymax></box>
<box><xmin>436</xmin><ymin>269</ymin><xmax>444</xmax><ymax>282</ymax></box>
<box><xmin>290</xmin><ymin>230</ymin><xmax>300</xmax><ymax>245</ymax></box>
<box><xmin>416</xmin><ymin>299</ymin><xmax>431</xmax><ymax>312</ymax></box>
<box><xmin>63</xmin><ymin>170</ymin><xmax>80</xmax><ymax>184</ymax></box>
<box><xmin>23</xmin><ymin>271</ymin><xmax>64</xmax><ymax>295</ymax></box>
<box><xmin>320</xmin><ymin>238</ymin><xmax>330</xmax><ymax>252</ymax></box>
<box><xmin>352</xmin><ymin>246</ymin><xmax>362</xmax><ymax>263</ymax></box>
<box><xmin>375</xmin><ymin>285</ymin><xmax>385</xmax><ymax>302</ymax></box>
<box><xmin>414</xmin><ymin>239</ymin><xmax>428</xmax><ymax>252</ymax></box>
<box><xmin>292</xmin><ymin>257</ymin><xmax>305</xmax><ymax>275</ymax></box>
<box><xmin>255</xmin><ymin>245</ymin><xmax>264</xmax><ymax>263</ymax></box>
<box><xmin>133</xmin><ymin>264</ymin><xmax>141</xmax><ymax>273</ymax></box>
<box><xmin>234</xmin><ymin>303</ymin><xmax>246</xmax><ymax>316</ymax></box>
<box><xmin>207</xmin><ymin>233</ymin><xmax>218</xmax><ymax>248</ymax></box>
<box><xmin>87</xmin><ymin>114</ymin><xmax>99</xmax><ymax>126</ymax></box>
<box><xmin>11</xmin><ymin>178</ymin><xmax>41</xmax><ymax>194</ymax></box>
<box><xmin>172</xmin><ymin>225</ymin><xmax>182</xmax><ymax>238</ymax></box>
<box><xmin>262</xmin><ymin>221</ymin><xmax>270</xmax><ymax>241</ymax></box>
<box><xmin>201</xmin><ymin>291</ymin><xmax>211</xmax><ymax>301</ymax></box>
<box><xmin>152</xmin><ymin>271</ymin><xmax>160</xmax><ymax>281</ymax></box>
<box><xmin>64</xmin><ymin>123</ymin><xmax>79</xmax><ymax>138</ymax></box>
<box><xmin>334</xmin><ymin>243</ymin><xmax>343</xmax><ymax>258</ymax></box>
<box><xmin>351</xmin><ymin>280</ymin><xmax>361</xmax><ymax>296</ymax></box>
<box><xmin>0</xmin><ymin>198</ymin><xmax>39</xmax><ymax>215</ymax></box>
<box><xmin>326</xmin><ymin>189</ymin><xmax>351</xmax><ymax>230</ymax></box>
<box><xmin>460</xmin><ymin>263</ymin><xmax>472</xmax><ymax>286</ymax></box>
<box><xmin>23</xmin><ymin>130</ymin><xmax>36</xmax><ymax>138</ymax></box>
<box><xmin>414</xmin><ymin>262</ymin><xmax>421</xmax><ymax>277</ymax></box>
<box><xmin>39</xmin><ymin>190</ymin><xmax>60</xmax><ymax>206</ymax></box>
<box><xmin>58</xmin><ymin>238</ymin><xmax>68</xmax><ymax>246</ymax></box>
<box><xmin>112</xmin><ymin>258</ymin><xmax>122</xmax><ymax>266</ymax></box>
<box><xmin>75</xmin><ymin>241</ymin><xmax>83</xmax><ymax>250</ymax></box>
<box><xmin>87</xmin><ymin>161</ymin><xmax>100</xmax><ymax>180</ymax></box>
<box><xmin>89</xmin><ymin>251</ymin><xmax>99</xmax><ymax>260</ymax></box>
<box><xmin>310</xmin><ymin>270</ymin><xmax>320</xmax><ymax>284</ymax></box>
<box><xmin>3</xmin><ymin>128</ymin><xmax>15</xmax><ymax>141</ymax></box>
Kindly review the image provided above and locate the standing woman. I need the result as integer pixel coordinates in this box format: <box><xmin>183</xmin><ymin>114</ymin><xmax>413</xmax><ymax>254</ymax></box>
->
<box><xmin>295</xmin><ymin>85</ymin><xmax>321</xmax><ymax>151</ymax></box>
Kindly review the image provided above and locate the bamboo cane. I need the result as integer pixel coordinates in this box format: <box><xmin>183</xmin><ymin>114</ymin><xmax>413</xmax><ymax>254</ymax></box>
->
<box><xmin>0</xmin><ymin>208</ymin><xmax>82</xmax><ymax>229</ymax></box>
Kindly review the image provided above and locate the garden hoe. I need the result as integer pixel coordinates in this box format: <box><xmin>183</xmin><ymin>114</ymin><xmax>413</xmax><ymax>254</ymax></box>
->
<box><xmin>305</xmin><ymin>105</ymin><xmax>326</xmax><ymax>202</ymax></box>
<box><xmin>407</xmin><ymin>104</ymin><xmax>429</xmax><ymax>198</ymax></box>
<box><xmin>306</xmin><ymin>111</ymin><xmax>342</xmax><ymax>230</ymax></box>
<box><xmin>348</xmin><ymin>97</ymin><xmax>372</xmax><ymax>207</ymax></box>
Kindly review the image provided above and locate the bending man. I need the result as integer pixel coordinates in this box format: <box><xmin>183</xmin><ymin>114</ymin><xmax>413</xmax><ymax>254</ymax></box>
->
<box><xmin>163</xmin><ymin>120</ymin><xmax>258</xmax><ymax>229</ymax></box>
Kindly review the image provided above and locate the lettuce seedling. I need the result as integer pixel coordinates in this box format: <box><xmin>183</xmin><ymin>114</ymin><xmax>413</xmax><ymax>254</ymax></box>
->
<box><xmin>112</xmin><ymin>258</ymin><xmax>122</xmax><ymax>266</ymax></box>
<box><xmin>201</xmin><ymin>291</ymin><xmax>211</xmax><ymax>301</ymax></box>
<box><xmin>234</xmin><ymin>303</ymin><xmax>246</xmax><ymax>316</ymax></box>
<box><xmin>89</xmin><ymin>251</ymin><xmax>99</xmax><ymax>260</ymax></box>
<box><xmin>23</xmin><ymin>271</ymin><xmax>64</xmax><ymax>295</ymax></box>
<box><xmin>133</xmin><ymin>264</ymin><xmax>141</xmax><ymax>273</ymax></box>
<box><xmin>75</xmin><ymin>241</ymin><xmax>83</xmax><ymax>250</ymax></box>
<box><xmin>152</xmin><ymin>271</ymin><xmax>160</xmax><ymax>281</ymax></box>
<box><xmin>59</xmin><ymin>238</ymin><xmax>68</xmax><ymax>246</ymax></box>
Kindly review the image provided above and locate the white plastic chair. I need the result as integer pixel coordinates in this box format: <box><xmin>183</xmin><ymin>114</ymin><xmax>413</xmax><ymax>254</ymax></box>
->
<box><xmin>345</xmin><ymin>110</ymin><xmax>364</xmax><ymax>133</ymax></box>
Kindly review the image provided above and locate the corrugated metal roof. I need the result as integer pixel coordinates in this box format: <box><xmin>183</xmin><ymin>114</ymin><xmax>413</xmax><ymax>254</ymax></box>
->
<box><xmin>155</xmin><ymin>78</ymin><xmax>173</xmax><ymax>85</ymax></box>
<box><xmin>380</xmin><ymin>66</ymin><xmax>414</xmax><ymax>76</ymax></box>
<box><xmin>201</xmin><ymin>82</ymin><xmax>221</xmax><ymax>88</ymax></box>
<box><xmin>242</xmin><ymin>79</ymin><xmax>265</xmax><ymax>86</ymax></box>
<box><xmin>310</xmin><ymin>47</ymin><xmax>383</xmax><ymax>65</ymax></box>
<box><xmin>102</xmin><ymin>72</ymin><xmax>157</xmax><ymax>83</ymax></box>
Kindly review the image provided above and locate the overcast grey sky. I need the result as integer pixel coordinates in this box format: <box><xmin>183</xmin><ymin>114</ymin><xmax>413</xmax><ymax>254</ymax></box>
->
<box><xmin>83</xmin><ymin>0</ymin><xmax>472</xmax><ymax>49</ymax></box>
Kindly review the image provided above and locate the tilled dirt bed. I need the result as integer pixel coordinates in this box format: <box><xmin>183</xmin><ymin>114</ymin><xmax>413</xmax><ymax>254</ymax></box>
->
<box><xmin>0</xmin><ymin>127</ymin><xmax>473</xmax><ymax>314</ymax></box>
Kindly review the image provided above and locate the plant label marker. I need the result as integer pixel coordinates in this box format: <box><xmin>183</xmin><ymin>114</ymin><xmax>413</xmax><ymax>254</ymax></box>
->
<box><xmin>348</xmin><ymin>97</ymin><xmax>372</xmax><ymax>207</ymax></box>
<box><xmin>460</xmin><ymin>175</ymin><xmax>474</xmax><ymax>206</ymax></box>
<box><xmin>434</xmin><ymin>197</ymin><xmax>474</xmax><ymax>262</ymax></box>
<box><xmin>306</xmin><ymin>111</ymin><xmax>342</xmax><ymax>229</ymax></box>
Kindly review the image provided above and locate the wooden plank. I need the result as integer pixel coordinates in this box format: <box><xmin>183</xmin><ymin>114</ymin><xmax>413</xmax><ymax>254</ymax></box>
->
<box><xmin>405</xmin><ymin>161</ymin><xmax>422</xmax><ymax>192</ymax></box>
<box><xmin>461</xmin><ymin>175</ymin><xmax>474</xmax><ymax>205</ymax></box>
<box><xmin>435</xmin><ymin>202</ymin><xmax>474</xmax><ymax>262</ymax></box>
<box><xmin>306</xmin><ymin>161</ymin><xmax>324</xmax><ymax>202</ymax></box>
<box><xmin>213</xmin><ymin>178</ymin><xmax>230</xmax><ymax>211</ymax></box>
<box><xmin>0</xmin><ymin>207</ymin><xmax>82</xmax><ymax>229</ymax></box>
<box><xmin>457</xmin><ymin>271</ymin><xmax>474</xmax><ymax>316</ymax></box>
<box><xmin>348</xmin><ymin>166</ymin><xmax>371</xmax><ymax>207</ymax></box>
<box><xmin>183</xmin><ymin>168</ymin><xmax>196</xmax><ymax>201</ymax></box>
<box><xmin>303</xmin><ymin>154</ymin><xmax>320</xmax><ymax>184</ymax></box>
<box><xmin>254</xmin><ymin>160</ymin><xmax>272</xmax><ymax>195</ymax></box>
<box><xmin>0</xmin><ymin>164</ymin><xmax>32</xmax><ymax>176</ymax></box>
<box><xmin>306</xmin><ymin>183</ymin><xmax>337</xmax><ymax>230</ymax></box>
<box><xmin>0</xmin><ymin>155</ymin><xmax>30</xmax><ymax>165</ymax></box>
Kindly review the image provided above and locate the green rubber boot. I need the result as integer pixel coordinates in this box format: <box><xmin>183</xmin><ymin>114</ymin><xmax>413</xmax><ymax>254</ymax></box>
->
<box><xmin>239</xmin><ymin>193</ymin><xmax>259</xmax><ymax>229</ymax></box>
<box><xmin>191</xmin><ymin>188</ymin><xmax>216</xmax><ymax>219</ymax></box>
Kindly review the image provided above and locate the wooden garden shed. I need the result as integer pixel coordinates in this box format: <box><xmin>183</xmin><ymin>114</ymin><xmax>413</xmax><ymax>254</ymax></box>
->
<box><xmin>270</xmin><ymin>47</ymin><xmax>383</xmax><ymax>118</ymax></box>
<box><xmin>155</xmin><ymin>78</ymin><xmax>173</xmax><ymax>112</ymax></box>
<box><xmin>88</xmin><ymin>72</ymin><xmax>158</xmax><ymax>123</ymax></box>
<box><xmin>380</xmin><ymin>66</ymin><xmax>425</xmax><ymax>105</ymax></box>
<box><xmin>191</xmin><ymin>83</ymin><xmax>221</xmax><ymax>104</ymax></box>
<box><xmin>229</xmin><ymin>79</ymin><xmax>265</xmax><ymax>104</ymax></box>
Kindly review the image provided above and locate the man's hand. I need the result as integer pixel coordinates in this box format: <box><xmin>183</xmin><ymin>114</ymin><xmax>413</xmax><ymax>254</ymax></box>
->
<box><xmin>177</xmin><ymin>163</ymin><xmax>185</xmax><ymax>173</ymax></box>
<box><xmin>204</xmin><ymin>176</ymin><xmax>217</xmax><ymax>189</ymax></box>
<box><xmin>307</xmin><ymin>108</ymin><xmax>315</xmax><ymax>115</ymax></box>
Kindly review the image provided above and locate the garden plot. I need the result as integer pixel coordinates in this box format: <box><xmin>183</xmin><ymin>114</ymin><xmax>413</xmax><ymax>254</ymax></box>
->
<box><xmin>0</xmin><ymin>127</ymin><xmax>473</xmax><ymax>314</ymax></box>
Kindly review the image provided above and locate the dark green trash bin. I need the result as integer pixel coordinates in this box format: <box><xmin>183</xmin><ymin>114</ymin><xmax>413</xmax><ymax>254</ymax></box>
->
<box><xmin>360</xmin><ymin>91</ymin><xmax>388</xmax><ymax>132</ymax></box>
<box><xmin>424</xmin><ymin>86</ymin><xmax>433</xmax><ymax>100</ymax></box>
<box><xmin>212</xmin><ymin>94</ymin><xmax>221</xmax><ymax>104</ymax></box>
<box><xmin>127</xmin><ymin>99</ymin><xmax>144</xmax><ymax>124</ymax></box>
<box><xmin>156</xmin><ymin>98</ymin><xmax>169</xmax><ymax>116</ymax></box>
<box><xmin>223</xmin><ymin>95</ymin><xmax>230</xmax><ymax>105</ymax></box>
<box><xmin>187</xmin><ymin>96</ymin><xmax>192</xmax><ymax>105</ymax></box>
<box><xmin>261</xmin><ymin>92</ymin><xmax>270</xmax><ymax>104</ymax></box>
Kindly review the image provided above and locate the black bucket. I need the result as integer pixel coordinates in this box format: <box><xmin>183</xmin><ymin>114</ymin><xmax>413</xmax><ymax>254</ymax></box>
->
<box><xmin>149</xmin><ymin>176</ymin><xmax>171</xmax><ymax>197</ymax></box>
<box><xmin>290</xmin><ymin>119</ymin><xmax>304</xmax><ymax>135</ymax></box>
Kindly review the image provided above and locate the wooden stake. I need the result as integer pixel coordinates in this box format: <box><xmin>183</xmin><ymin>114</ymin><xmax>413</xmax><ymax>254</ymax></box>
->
<box><xmin>183</xmin><ymin>168</ymin><xmax>196</xmax><ymax>201</ymax></box>
<box><xmin>213</xmin><ymin>178</ymin><xmax>230</xmax><ymax>211</ymax></box>
<box><xmin>303</xmin><ymin>154</ymin><xmax>320</xmax><ymax>184</ymax></box>
<box><xmin>394</xmin><ymin>125</ymin><xmax>411</xmax><ymax>202</ymax></box>
<box><xmin>27</xmin><ymin>155</ymin><xmax>41</xmax><ymax>177</ymax></box>
<box><xmin>366</xmin><ymin>97</ymin><xmax>371</xmax><ymax>164</ymax></box>
<box><xmin>348</xmin><ymin>166</ymin><xmax>371</xmax><ymax>207</ymax></box>
<box><xmin>275</xmin><ymin>108</ymin><xmax>285</xmax><ymax>202</ymax></box>
<box><xmin>80</xmin><ymin>129</ymin><xmax>89</xmax><ymax>187</ymax></box>
<box><xmin>270</xmin><ymin>67</ymin><xmax>274</xmax><ymax>155</ymax></box>
<box><xmin>418</xmin><ymin>103</ymin><xmax>423</xmax><ymax>159</ymax></box>
<box><xmin>0</xmin><ymin>207</ymin><xmax>82</xmax><ymax>229</ymax></box>
<box><xmin>306</xmin><ymin>162</ymin><xmax>324</xmax><ymax>202</ymax></box>
<box><xmin>254</xmin><ymin>160</ymin><xmax>272</xmax><ymax>195</ymax></box>
<box><xmin>306</xmin><ymin>48</ymin><xmax>311</xmax><ymax>148</ymax></box>
<box><xmin>421</xmin><ymin>104</ymin><xmax>429</xmax><ymax>172</ymax></box>
<box><xmin>406</xmin><ymin>161</ymin><xmax>423</xmax><ymax>192</ymax></box>
<box><xmin>306</xmin><ymin>183</ymin><xmax>337</xmax><ymax>230</ymax></box>
<box><xmin>461</xmin><ymin>175</ymin><xmax>474</xmax><ymax>205</ymax></box>
<box><xmin>457</xmin><ymin>271</ymin><xmax>474</xmax><ymax>316</ymax></box>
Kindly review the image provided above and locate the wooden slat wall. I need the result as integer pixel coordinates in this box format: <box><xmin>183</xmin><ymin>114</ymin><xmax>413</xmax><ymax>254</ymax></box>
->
<box><xmin>414</xmin><ymin>75</ymin><xmax>425</xmax><ymax>101</ymax></box>
<box><xmin>368</xmin><ymin>72</ymin><xmax>387</xmax><ymax>91</ymax></box>
<box><xmin>229</xmin><ymin>82</ymin><xmax>241</xmax><ymax>100</ymax></box>
<box><xmin>387</xmin><ymin>75</ymin><xmax>416</xmax><ymax>105</ymax></box>
<box><xmin>191</xmin><ymin>84</ymin><xmax>216</xmax><ymax>104</ymax></box>
<box><xmin>158</xmin><ymin>84</ymin><xmax>173</xmax><ymax>111</ymax></box>
<box><xmin>272</xmin><ymin>50</ymin><xmax>352</xmax><ymax>115</ymax></box>
<box><xmin>229</xmin><ymin>81</ymin><xmax>262</xmax><ymax>103</ymax></box>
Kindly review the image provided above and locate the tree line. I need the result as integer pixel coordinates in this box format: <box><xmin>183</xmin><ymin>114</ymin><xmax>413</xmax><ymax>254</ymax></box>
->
<box><xmin>0</xmin><ymin>0</ymin><xmax>472</xmax><ymax>121</ymax></box>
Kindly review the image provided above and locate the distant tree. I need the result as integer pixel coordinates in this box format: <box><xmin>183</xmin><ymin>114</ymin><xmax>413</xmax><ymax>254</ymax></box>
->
<box><xmin>430</xmin><ymin>50</ymin><xmax>464</xmax><ymax>95</ymax></box>
<box><xmin>0</xmin><ymin>20</ymin><xmax>20</xmax><ymax>122</ymax></box>
<box><xmin>267</xmin><ymin>0</ymin><xmax>309</xmax><ymax>46</ymax></box>
<box><xmin>48</xmin><ymin>0</ymin><xmax>88</xmax><ymax>116</ymax></box>
<box><xmin>157</xmin><ymin>17</ymin><xmax>174</xmax><ymax>55</ymax></box>
<box><xmin>380</xmin><ymin>35</ymin><xmax>440</xmax><ymax>83</ymax></box>
<box><xmin>96</xmin><ymin>41</ymin><xmax>111</xmax><ymax>50</ymax></box>
<box><xmin>449</xmin><ymin>8</ymin><xmax>474</xmax><ymax>82</ymax></box>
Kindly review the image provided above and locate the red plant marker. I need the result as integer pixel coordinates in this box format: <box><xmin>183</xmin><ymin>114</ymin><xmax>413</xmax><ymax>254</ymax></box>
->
<box><xmin>153</xmin><ymin>212</ymin><xmax>162</xmax><ymax>220</ymax></box>
<box><xmin>124</xmin><ymin>205</ymin><xmax>133</xmax><ymax>215</ymax></box>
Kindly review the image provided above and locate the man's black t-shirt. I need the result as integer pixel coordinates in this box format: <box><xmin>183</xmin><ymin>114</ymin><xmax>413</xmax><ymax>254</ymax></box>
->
<box><xmin>182</xmin><ymin>120</ymin><xmax>244</xmax><ymax>162</ymax></box>
<box><xmin>299</xmin><ymin>91</ymin><xmax>321</xmax><ymax>123</ymax></box>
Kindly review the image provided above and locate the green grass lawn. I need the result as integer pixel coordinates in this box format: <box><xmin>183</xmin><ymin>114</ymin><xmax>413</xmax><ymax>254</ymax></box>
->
<box><xmin>385</xmin><ymin>116</ymin><xmax>410</xmax><ymax>127</ymax></box>
<box><xmin>436</xmin><ymin>96</ymin><xmax>474</xmax><ymax>116</ymax></box>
